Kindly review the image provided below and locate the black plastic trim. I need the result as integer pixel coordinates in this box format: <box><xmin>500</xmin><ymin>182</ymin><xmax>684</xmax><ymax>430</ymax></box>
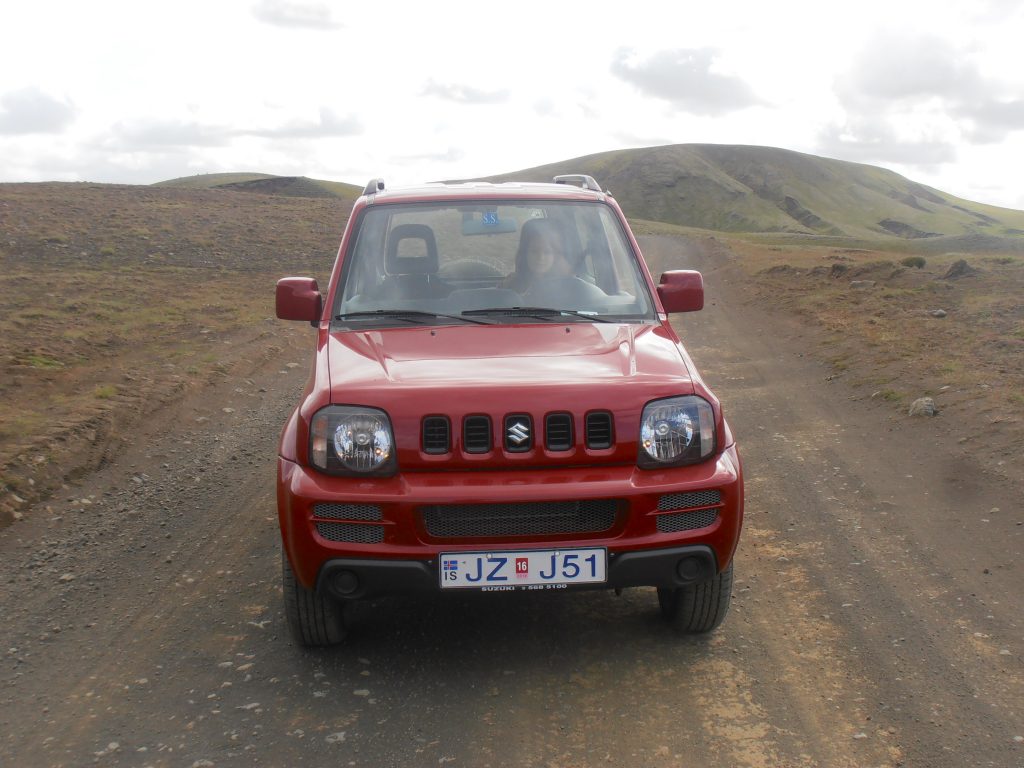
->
<box><xmin>315</xmin><ymin>545</ymin><xmax>719</xmax><ymax>600</ymax></box>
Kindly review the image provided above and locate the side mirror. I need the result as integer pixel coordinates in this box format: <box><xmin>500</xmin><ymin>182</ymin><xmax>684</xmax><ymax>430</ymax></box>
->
<box><xmin>276</xmin><ymin>277</ymin><xmax>322</xmax><ymax>325</ymax></box>
<box><xmin>657</xmin><ymin>270</ymin><xmax>704</xmax><ymax>313</ymax></box>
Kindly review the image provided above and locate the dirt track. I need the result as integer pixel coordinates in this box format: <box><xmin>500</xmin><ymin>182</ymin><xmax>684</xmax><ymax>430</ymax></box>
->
<box><xmin>2</xmin><ymin>235</ymin><xmax>1022</xmax><ymax>767</ymax></box>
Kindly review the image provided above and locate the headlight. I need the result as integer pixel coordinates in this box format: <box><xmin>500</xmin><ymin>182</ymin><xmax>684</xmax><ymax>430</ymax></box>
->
<box><xmin>309</xmin><ymin>406</ymin><xmax>396</xmax><ymax>476</ymax></box>
<box><xmin>638</xmin><ymin>396</ymin><xmax>715</xmax><ymax>467</ymax></box>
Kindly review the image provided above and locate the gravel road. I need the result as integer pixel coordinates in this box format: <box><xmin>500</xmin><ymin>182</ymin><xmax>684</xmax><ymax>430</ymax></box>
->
<box><xmin>2</xmin><ymin>236</ymin><xmax>1021</xmax><ymax>767</ymax></box>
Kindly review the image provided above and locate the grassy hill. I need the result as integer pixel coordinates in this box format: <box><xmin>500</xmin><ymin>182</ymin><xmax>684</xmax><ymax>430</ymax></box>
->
<box><xmin>155</xmin><ymin>146</ymin><xmax>1024</xmax><ymax>249</ymax></box>
<box><xmin>156</xmin><ymin>173</ymin><xmax>362</xmax><ymax>201</ymax></box>
<box><xmin>483</xmin><ymin>144</ymin><xmax>1024</xmax><ymax>246</ymax></box>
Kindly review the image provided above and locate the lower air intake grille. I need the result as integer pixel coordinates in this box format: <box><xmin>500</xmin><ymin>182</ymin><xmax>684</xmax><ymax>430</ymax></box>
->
<box><xmin>316</xmin><ymin>522</ymin><xmax>385</xmax><ymax>543</ymax></box>
<box><xmin>656</xmin><ymin>508</ymin><xmax>719</xmax><ymax>533</ymax></box>
<box><xmin>421</xmin><ymin>499</ymin><xmax>619</xmax><ymax>538</ymax></box>
<box><xmin>313</xmin><ymin>503</ymin><xmax>383</xmax><ymax>521</ymax></box>
<box><xmin>657</xmin><ymin>490</ymin><xmax>722</xmax><ymax>511</ymax></box>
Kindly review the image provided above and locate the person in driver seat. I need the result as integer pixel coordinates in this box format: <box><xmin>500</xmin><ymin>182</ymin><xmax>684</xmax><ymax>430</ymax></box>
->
<box><xmin>502</xmin><ymin>218</ymin><xmax>578</xmax><ymax>293</ymax></box>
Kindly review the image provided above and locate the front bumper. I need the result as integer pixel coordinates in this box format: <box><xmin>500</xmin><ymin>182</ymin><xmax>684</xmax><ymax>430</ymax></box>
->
<box><xmin>316</xmin><ymin>545</ymin><xmax>718</xmax><ymax>600</ymax></box>
<box><xmin>277</xmin><ymin>444</ymin><xmax>743</xmax><ymax>594</ymax></box>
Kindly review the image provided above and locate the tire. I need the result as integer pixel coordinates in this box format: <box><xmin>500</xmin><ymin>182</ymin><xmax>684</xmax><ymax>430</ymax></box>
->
<box><xmin>657</xmin><ymin>562</ymin><xmax>733</xmax><ymax>634</ymax></box>
<box><xmin>281</xmin><ymin>549</ymin><xmax>348</xmax><ymax>647</ymax></box>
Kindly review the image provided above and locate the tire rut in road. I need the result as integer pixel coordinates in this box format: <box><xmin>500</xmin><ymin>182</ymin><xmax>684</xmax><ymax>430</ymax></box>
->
<box><xmin>655</xmin><ymin>234</ymin><xmax>1023</xmax><ymax>768</ymax></box>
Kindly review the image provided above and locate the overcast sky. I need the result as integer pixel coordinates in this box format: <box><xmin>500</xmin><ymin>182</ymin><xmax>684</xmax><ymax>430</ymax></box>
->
<box><xmin>2</xmin><ymin>0</ymin><xmax>1023</xmax><ymax>209</ymax></box>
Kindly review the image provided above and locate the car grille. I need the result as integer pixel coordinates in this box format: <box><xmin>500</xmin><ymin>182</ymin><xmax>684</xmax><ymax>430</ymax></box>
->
<box><xmin>315</xmin><ymin>522</ymin><xmax>385</xmax><ymax>543</ymax></box>
<box><xmin>545</xmin><ymin>412</ymin><xmax>573</xmax><ymax>451</ymax></box>
<box><xmin>422</xmin><ymin>416</ymin><xmax>450</xmax><ymax>454</ymax></box>
<box><xmin>655</xmin><ymin>490</ymin><xmax>721</xmax><ymax>534</ymax></box>
<box><xmin>425</xmin><ymin>410</ymin><xmax>616</xmax><ymax>455</ymax></box>
<box><xmin>313</xmin><ymin>503</ymin><xmax>383</xmax><ymax>521</ymax></box>
<box><xmin>656</xmin><ymin>508</ymin><xmax>719</xmax><ymax>533</ymax></box>
<box><xmin>420</xmin><ymin>499</ymin><xmax>619</xmax><ymax>538</ymax></box>
<box><xmin>463</xmin><ymin>415</ymin><xmax>491</xmax><ymax>453</ymax></box>
<box><xmin>657</xmin><ymin>490</ymin><xmax>721</xmax><ymax>511</ymax></box>
<box><xmin>585</xmin><ymin>411</ymin><xmax>613</xmax><ymax>449</ymax></box>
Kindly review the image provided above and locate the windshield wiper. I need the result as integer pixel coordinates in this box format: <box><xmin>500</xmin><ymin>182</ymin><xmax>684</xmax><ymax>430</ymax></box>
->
<box><xmin>461</xmin><ymin>306</ymin><xmax>613</xmax><ymax>323</ymax></box>
<box><xmin>334</xmin><ymin>310</ymin><xmax>492</xmax><ymax>326</ymax></box>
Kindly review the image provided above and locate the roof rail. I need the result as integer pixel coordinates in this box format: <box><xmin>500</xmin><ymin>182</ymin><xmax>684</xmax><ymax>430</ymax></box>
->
<box><xmin>553</xmin><ymin>174</ymin><xmax>603</xmax><ymax>193</ymax></box>
<box><xmin>363</xmin><ymin>178</ymin><xmax>385</xmax><ymax>195</ymax></box>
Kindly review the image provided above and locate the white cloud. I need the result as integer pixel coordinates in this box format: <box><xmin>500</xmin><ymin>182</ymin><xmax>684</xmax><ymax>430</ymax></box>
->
<box><xmin>817</xmin><ymin>118</ymin><xmax>957</xmax><ymax>168</ymax></box>
<box><xmin>251</xmin><ymin>0</ymin><xmax>342</xmax><ymax>29</ymax></box>
<box><xmin>1</xmin><ymin>0</ymin><xmax>1023</xmax><ymax>208</ymax></box>
<box><xmin>421</xmin><ymin>81</ymin><xmax>510</xmax><ymax>105</ymax></box>
<box><xmin>833</xmin><ymin>31</ymin><xmax>1024</xmax><ymax>147</ymax></box>
<box><xmin>245</xmin><ymin>108</ymin><xmax>363</xmax><ymax>138</ymax></box>
<box><xmin>0</xmin><ymin>88</ymin><xmax>75</xmax><ymax>135</ymax></box>
<box><xmin>610</xmin><ymin>48</ymin><xmax>762</xmax><ymax>116</ymax></box>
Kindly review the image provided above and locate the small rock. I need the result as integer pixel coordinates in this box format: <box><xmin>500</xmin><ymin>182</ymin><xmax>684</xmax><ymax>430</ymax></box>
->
<box><xmin>850</xmin><ymin>280</ymin><xmax>876</xmax><ymax>289</ymax></box>
<box><xmin>285</xmin><ymin>362</ymin><xmax>300</xmax><ymax>369</ymax></box>
<box><xmin>58</xmin><ymin>573</ymin><xmax>75</xmax><ymax>583</ymax></box>
<box><xmin>853</xmin><ymin>732</ymin><xmax>868</xmax><ymax>739</ymax></box>
<box><xmin>326</xmin><ymin>732</ymin><xmax>346</xmax><ymax>744</ymax></box>
<box><xmin>941</xmin><ymin>259</ymin><xmax>979</xmax><ymax>279</ymax></box>
<box><xmin>908</xmin><ymin>397</ymin><xmax>937</xmax><ymax>417</ymax></box>
<box><xmin>929</xmin><ymin>309</ymin><xmax>947</xmax><ymax>318</ymax></box>
<box><xmin>222</xmin><ymin>407</ymin><xmax>235</xmax><ymax>414</ymax></box>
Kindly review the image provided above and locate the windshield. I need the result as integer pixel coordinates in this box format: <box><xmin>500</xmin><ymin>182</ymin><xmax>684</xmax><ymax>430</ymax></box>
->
<box><xmin>333</xmin><ymin>201</ymin><xmax>655</xmax><ymax>326</ymax></box>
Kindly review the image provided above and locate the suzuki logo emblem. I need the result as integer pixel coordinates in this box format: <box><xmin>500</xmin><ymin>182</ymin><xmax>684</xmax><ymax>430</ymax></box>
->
<box><xmin>507</xmin><ymin>421</ymin><xmax>530</xmax><ymax>445</ymax></box>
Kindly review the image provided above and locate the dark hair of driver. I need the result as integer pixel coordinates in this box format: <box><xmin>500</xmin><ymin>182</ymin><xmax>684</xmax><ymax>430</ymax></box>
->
<box><xmin>505</xmin><ymin>218</ymin><xmax>579</xmax><ymax>292</ymax></box>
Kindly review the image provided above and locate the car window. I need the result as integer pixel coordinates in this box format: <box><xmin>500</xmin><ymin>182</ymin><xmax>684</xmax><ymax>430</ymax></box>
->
<box><xmin>334</xmin><ymin>201</ymin><xmax>655</xmax><ymax>324</ymax></box>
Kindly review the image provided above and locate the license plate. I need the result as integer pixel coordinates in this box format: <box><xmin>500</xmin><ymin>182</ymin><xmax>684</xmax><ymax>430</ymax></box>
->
<box><xmin>439</xmin><ymin>548</ymin><xmax>607</xmax><ymax>590</ymax></box>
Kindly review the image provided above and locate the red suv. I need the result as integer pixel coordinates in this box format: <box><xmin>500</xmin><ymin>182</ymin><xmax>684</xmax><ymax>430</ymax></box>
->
<box><xmin>275</xmin><ymin>175</ymin><xmax>743</xmax><ymax>645</ymax></box>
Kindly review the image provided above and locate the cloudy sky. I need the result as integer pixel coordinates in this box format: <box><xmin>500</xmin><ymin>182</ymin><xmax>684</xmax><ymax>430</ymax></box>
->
<box><xmin>2</xmin><ymin>0</ymin><xmax>1023</xmax><ymax>208</ymax></box>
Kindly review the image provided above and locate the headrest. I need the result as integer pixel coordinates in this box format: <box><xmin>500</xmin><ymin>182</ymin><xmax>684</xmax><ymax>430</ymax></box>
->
<box><xmin>386</xmin><ymin>224</ymin><xmax>438</xmax><ymax>275</ymax></box>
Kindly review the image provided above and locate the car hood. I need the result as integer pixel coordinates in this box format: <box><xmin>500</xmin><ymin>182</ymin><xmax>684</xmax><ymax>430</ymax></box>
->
<box><xmin>324</xmin><ymin>322</ymin><xmax>698</xmax><ymax>468</ymax></box>
<box><xmin>326</xmin><ymin>322</ymin><xmax>693</xmax><ymax>392</ymax></box>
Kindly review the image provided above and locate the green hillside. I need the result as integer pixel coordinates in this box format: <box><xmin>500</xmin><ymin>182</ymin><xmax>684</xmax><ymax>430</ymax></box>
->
<box><xmin>485</xmin><ymin>144</ymin><xmax>1024</xmax><ymax>245</ymax></box>
<box><xmin>156</xmin><ymin>173</ymin><xmax>361</xmax><ymax>201</ymax></box>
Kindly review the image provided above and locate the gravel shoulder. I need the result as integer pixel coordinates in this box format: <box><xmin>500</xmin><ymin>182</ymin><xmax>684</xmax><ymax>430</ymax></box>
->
<box><xmin>1</xmin><ymin>236</ymin><xmax>1021</xmax><ymax>767</ymax></box>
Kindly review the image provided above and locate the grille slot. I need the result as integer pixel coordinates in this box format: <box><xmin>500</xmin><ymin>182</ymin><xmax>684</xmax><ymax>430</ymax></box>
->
<box><xmin>656</xmin><ymin>508</ymin><xmax>719</xmax><ymax>533</ymax></box>
<box><xmin>504</xmin><ymin>414</ymin><xmax>533</xmax><ymax>452</ymax></box>
<box><xmin>422</xmin><ymin>416</ymin><xmax>451</xmax><ymax>454</ymax></box>
<box><xmin>421</xmin><ymin>499</ymin><xmax>619</xmax><ymax>538</ymax></box>
<box><xmin>585</xmin><ymin>411</ymin><xmax>613</xmax><ymax>449</ymax></box>
<box><xmin>463</xmin><ymin>415</ymin><xmax>492</xmax><ymax>453</ymax></box>
<box><xmin>313</xmin><ymin>503</ymin><xmax>382</xmax><ymax>521</ymax></box>
<box><xmin>657</xmin><ymin>490</ymin><xmax>722</xmax><ymax>511</ymax></box>
<box><xmin>315</xmin><ymin>522</ymin><xmax>385</xmax><ymax>543</ymax></box>
<box><xmin>545</xmin><ymin>412</ymin><xmax>573</xmax><ymax>451</ymax></box>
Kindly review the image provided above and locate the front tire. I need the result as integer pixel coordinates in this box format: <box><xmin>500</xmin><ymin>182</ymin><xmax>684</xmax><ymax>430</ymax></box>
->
<box><xmin>282</xmin><ymin>549</ymin><xmax>348</xmax><ymax>647</ymax></box>
<box><xmin>657</xmin><ymin>562</ymin><xmax>733</xmax><ymax>634</ymax></box>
